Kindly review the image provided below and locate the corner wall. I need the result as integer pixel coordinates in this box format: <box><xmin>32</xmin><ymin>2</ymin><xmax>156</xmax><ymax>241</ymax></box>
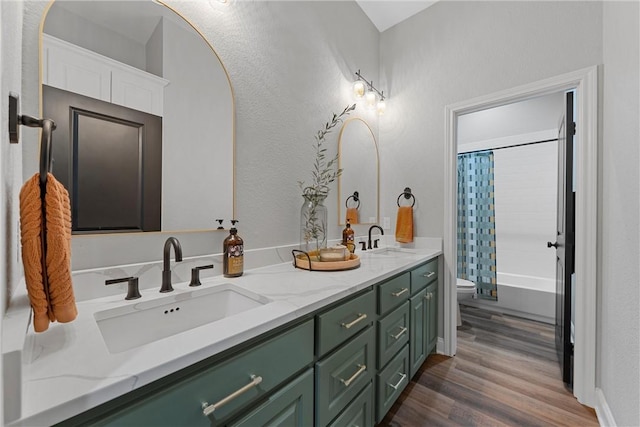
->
<box><xmin>599</xmin><ymin>1</ymin><xmax>640</xmax><ymax>425</ymax></box>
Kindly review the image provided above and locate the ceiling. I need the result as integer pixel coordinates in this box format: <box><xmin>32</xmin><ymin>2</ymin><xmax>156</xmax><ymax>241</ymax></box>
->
<box><xmin>356</xmin><ymin>1</ymin><xmax>438</xmax><ymax>32</ymax></box>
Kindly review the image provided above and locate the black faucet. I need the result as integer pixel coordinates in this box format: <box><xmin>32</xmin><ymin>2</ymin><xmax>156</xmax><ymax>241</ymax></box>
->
<box><xmin>367</xmin><ymin>225</ymin><xmax>384</xmax><ymax>250</ymax></box>
<box><xmin>161</xmin><ymin>237</ymin><xmax>183</xmax><ymax>293</ymax></box>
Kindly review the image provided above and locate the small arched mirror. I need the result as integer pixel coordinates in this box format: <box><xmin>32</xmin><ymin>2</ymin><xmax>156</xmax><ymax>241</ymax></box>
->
<box><xmin>39</xmin><ymin>0</ymin><xmax>234</xmax><ymax>234</ymax></box>
<box><xmin>338</xmin><ymin>118</ymin><xmax>379</xmax><ymax>225</ymax></box>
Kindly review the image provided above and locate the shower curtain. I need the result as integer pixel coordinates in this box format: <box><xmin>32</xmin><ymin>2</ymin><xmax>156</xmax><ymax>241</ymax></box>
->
<box><xmin>457</xmin><ymin>151</ymin><xmax>498</xmax><ymax>301</ymax></box>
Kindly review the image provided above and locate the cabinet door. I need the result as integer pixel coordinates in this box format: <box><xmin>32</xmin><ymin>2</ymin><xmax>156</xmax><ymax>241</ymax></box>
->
<box><xmin>426</xmin><ymin>282</ymin><xmax>438</xmax><ymax>354</ymax></box>
<box><xmin>409</xmin><ymin>288</ymin><xmax>428</xmax><ymax>378</ymax></box>
<box><xmin>231</xmin><ymin>369</ymin><xmax>314</xmax><ymax>427</ymax></box>
<box><xmin>328</xmin><ymin>382</ymin><xmax>374</xmax><ymax>427</ymax></box>
<box><xmin>376</xmin><ymin>345</ymin><xmax>409</xmax><ymax>423</ymax></box>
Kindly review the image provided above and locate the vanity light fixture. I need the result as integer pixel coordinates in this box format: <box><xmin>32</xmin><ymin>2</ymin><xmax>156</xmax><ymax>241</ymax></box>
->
<box><xmin>353</xmin><ymin>70</ymin><xmax>386</xmax><ymax>115</ymax></box>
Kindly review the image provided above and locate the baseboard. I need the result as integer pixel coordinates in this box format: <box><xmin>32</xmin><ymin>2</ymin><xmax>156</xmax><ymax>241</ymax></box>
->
<box><xmin>595</xmin><ymin>388</ymin><xmax>616</xmax><ymax>426</ymax></box>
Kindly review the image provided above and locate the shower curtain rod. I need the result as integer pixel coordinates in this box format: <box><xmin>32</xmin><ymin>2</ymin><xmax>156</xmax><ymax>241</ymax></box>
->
<box><xmin>458</xmin><ymin>138</ymin><xmax>558</xmax><ymax>155</ymax></box>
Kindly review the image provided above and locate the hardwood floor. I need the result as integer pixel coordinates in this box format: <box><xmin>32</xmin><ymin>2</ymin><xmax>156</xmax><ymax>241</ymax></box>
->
<box><xmin>378</xmin><ymin>305</ymin><xmax>598</xmax><ymax>427</ymax></box>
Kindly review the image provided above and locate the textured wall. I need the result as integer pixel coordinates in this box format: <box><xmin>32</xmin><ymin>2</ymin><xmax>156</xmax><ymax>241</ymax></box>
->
<box><xmin>378</xmin><ymin>1</ymin><xmax>602</xmax><ymax>238</ymax></box>
<box><xmin>20</xmin><ymin>0</ymin><xmax>380</xmax><ymax>269</ymax></box>
<box><xmin>600</xmin><ymin>1</ymin><xmax>640</xmax><ymax>425</ymax></box>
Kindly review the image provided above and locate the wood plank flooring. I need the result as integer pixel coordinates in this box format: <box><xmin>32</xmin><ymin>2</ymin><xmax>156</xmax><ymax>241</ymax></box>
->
<box><xmin>378</xmin><ymin>305</ymin><xmax>598</xmax><ymax>427</ymax></box>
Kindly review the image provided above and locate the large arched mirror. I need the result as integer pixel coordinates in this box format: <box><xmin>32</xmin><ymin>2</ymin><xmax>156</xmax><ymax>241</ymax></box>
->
<box><xmin>39</xmin><ymin>0</ymin><xmax>234</xmax><ymax>234</ymax></box>
<box><xmin>338</xmin><ymin>118</ymin><xmax>379</xmax><ymax>225</ymax></box>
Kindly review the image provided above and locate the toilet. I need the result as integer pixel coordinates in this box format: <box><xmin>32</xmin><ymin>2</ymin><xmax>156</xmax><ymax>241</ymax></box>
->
<box><xmin>456</xmin><ymin>278</ymin><xmax>476</xmax><ymax>327</ymax></box>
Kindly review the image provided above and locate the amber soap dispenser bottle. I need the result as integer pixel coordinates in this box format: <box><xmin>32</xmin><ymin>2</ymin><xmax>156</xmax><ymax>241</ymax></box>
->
<box><xmin>342</xmin><ymin>221</ymin><xmax>355</xmax><ymax>253</ymax></box>
<box><xmin>223</xmin><ymin>220</ymin><xmax>244</xmax><ymax>277</ymax></box>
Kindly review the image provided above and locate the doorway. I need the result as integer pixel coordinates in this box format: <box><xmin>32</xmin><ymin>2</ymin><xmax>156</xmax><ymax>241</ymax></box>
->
<box><xmin>442</xmin><ymin>66</ymin><xmax>598</xmax><ymax>407</ymax></box>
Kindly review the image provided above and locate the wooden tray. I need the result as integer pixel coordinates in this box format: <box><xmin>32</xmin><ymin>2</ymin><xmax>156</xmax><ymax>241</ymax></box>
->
<box><xmin>292</xmin><ymin>250</ymin><xmax>360</xmax><ymax>271</ymax></box>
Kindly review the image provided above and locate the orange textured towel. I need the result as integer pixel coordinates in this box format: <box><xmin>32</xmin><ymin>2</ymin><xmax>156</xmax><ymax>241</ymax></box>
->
<box><xmin>19</xmin><ymin>174</ymin><xmax>50</xmax><ymax>332</ymax></box>
<box><xmin>346</xmin><ymin>207</ymin><xmax>359</xmax><ymax>224</ymax></box>
<box><xmin>395</xmin><ymin>206</ymin><xmax>414</xmax><ymax>243</ymax></box>
<box><xmin>19</xmin><ymin>173</ymin><xmax>77</xmax><ymax>332</ymax></box>
<box><xmin>45</xmin><ymin>173</ymin><xmax>77</xmax><ymax>323</ymax></box>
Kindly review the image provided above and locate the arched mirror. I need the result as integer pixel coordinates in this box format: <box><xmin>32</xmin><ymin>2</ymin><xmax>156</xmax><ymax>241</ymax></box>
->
<box><xmin>39</xmin><ymin>0</ymin><xmax>234</xmax><ymax>234</ymax></box>
<box><xmin>338</xmin><ymin>118</ymin><xmax>379</xmax><ymax>225</ymax></box>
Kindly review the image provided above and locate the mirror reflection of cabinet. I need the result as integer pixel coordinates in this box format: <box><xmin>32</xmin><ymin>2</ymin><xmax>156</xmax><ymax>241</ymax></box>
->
<box><xmin>40</xmin><ymin>0</ymin><xmax>234</xmax><ymax>233</ymax></box>
<box><xmin>338</xmin><ymin>118</ymin><xmax>379</xmax><ymax>226</ymax></box>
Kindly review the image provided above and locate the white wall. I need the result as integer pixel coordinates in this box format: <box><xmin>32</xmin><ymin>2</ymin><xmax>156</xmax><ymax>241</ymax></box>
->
<box><xmin>600</xmin><ymin>2</ymin><xmax>640</xmax><ymax>425</ymax></box>
<box><xmin>1</xmin><ymin>0</ymin><xmax>26</xmax><ymax>419</ymax></box>
<box><xmin>379</xmin><ymin>1</ymin><xmax>602</xmax><ymax>239</ymax></box>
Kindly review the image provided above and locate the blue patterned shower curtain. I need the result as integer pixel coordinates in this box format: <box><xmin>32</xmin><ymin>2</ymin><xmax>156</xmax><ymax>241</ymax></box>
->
<box><xmin>457</xmin><ymin>151</ymin><xmax>498</xmax><ymax>300</ymax></box>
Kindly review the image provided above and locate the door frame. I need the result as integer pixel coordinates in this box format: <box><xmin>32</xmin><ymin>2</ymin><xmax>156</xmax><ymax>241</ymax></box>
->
<box><xmin>443</xmin><ymin>66</ymin><xmax>598</xmax><ymax>406</ymax></box>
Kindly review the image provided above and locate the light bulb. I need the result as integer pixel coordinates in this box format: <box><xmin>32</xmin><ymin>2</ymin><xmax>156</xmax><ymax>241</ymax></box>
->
<box><xmin>377</xmin><ymin>98</ymin><xmax>386</xmax><ymax>115</ymax></box>
<box><xmin>352</xmin><ymin>80</ymin><xmax>366</xmax><ymax>99</ymax></box>
<box><xmin>365</xmin><ymin>90</ymin><xmax>377</xmax><ymax>110</ymax></box>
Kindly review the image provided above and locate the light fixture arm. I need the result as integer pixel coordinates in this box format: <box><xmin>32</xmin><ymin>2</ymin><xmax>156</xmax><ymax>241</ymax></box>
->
<box><xmin>354</xmin><ymin>70</ymin><xmax>385</xmax><ymax>101</ymax></box>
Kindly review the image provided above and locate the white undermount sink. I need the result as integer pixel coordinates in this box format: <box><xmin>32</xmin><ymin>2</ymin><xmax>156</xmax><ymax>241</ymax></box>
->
<box><xmin>94</xmin><ymin>283</ymin><xmax>271</xmax><ymax>354</ymax></box>
<box><xmin>369</xmin><ymin>247</ymin><xmax>419</xmax><ymax>256</ymax></box>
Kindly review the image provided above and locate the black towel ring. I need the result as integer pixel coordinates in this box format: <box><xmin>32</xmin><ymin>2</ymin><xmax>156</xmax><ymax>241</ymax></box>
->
<box><xmin>345</xmin><ymin>191</ymin><xmax>360</xmax><ymax>209</ymax></box>
<box><xmin>397</xmin><ymin>187</ymin><xmax>416</xmax><ymax>207</ymax></box>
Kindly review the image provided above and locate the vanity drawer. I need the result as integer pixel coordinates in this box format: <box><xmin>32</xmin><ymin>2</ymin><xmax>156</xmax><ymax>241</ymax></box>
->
<box><xmin>378</xmin><ymin>272</ymin><xmax>410</xmax><ymax>315</ymax></box>
<box><xmin>316</xmin><ymin>327</ymin><xmax>375</xmax><ymax>427</ymax></box>
<box><xmin>410</xmin><ymin>258</ymin><xmax>438</xmax><ymax>295</ymax></box>
<box><xmin>376</xmin><ymin>344</ymin><xmax>410</xmax><ymax>423</ymax></box>
<box><xmin>327</xmin><ymin>382</ymin><xmax>374</xmax><ymax>427</ymax></box>
<box><xmin>230</xmin><ymin>368</ymin><xmax>314</xmax><ymax>427</ymax></box>
<box><xmin>377</xmin><ymin>301</ymin><xmax>410</xmax><ymax>369</ymax></box>
<box><xmin>317</xmin><ymin>289</ymin><xmax>375</xmax><ymax>357</ymax></box>
<box><xmin>94</xmin><ymin>320</ymin><xmax>314</xmax><ymax>427</ymax></box>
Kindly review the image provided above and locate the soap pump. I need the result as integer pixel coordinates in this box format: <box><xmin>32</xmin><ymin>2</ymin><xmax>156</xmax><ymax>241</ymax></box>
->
<box><xmin>223</xmin><ymin>220</ymin><xmax>244</xmax><ymax>277</ymax></box>
<box><xmin>342</xmin><ymin>221</ymin><xmax>355</xmax><ymax>253</ymax></box>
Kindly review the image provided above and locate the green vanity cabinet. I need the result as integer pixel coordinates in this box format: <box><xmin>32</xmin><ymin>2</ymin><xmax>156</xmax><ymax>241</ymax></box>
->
<box><xmin>409</xmin><ymin>287</ymin><xmax>428</xmax><ymax>378</ymax></box>
<box><xmin>377</xmin><ymin>301</ymin><xmax>410</xmax><ymax>369</ymax></box>
<box><xmin>317</xmin><ymin>289</ymin><xmax>376</xmax><ymax>357</ymax></box>
<box><xmin>378</xmin><ymin>272</ymin><xmax>411</xmax><ymax>315</ymax></box>
<box><xmin>230</xmin><ymin>368</ymin><xmax>314</xmax><ymax>427</ymax></box>
<box><xmin>425</xmin><ymin>280</ymin><xmax>438</xmax><ymax>355</ymax></box>
<box><xmin>81</xmin><ymin>320</ymin><xmax>315</xmax><ymax>427</ymax></box>
<box><xmin>327</xmin><ymin>383</ymin><xmax>374</xmax><ymax>427</ymax></box>
<box><xmin>375</xmin><ymin>344</ymin><xmax>410</xmax><ymax>422</ymax></box>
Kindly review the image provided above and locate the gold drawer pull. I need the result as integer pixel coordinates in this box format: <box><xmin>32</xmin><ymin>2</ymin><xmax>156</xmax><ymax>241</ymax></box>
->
<box><xmin>424</xmin><ymin>292</ymin><xmax>432</xmax><ymax>300</ymax></box>
<box><xmin>341</xmin><ymin>313</ymin><xmax>367</xmax><ymax>329</ymax></box>
<box><xmin>391</xmin><ymin>326</ymin><xmax>408</xmax><ymax>340</ymax></box>
<box><xmin>391</xmin><ymin>288</ymin><xmax>409</xmax><ymax>297</ymax></box>
<box><xmin>388</xmin><ymin>372</ymin><xmax>407</xmax><ymax>390</ymax></box>
<box><xmin>423</xmin><ymin>271</ymin><xmax>436</xmax><ymax>278</ymax></box>
<box><xmin>202</xmin><ymin>374</ymin><xmax>263</xmax><ymax>416</ymax></box>
<box><xmin>340</xmin><ymin>364</ymin><xmax>367</xmax><ymax>387</ymax></box>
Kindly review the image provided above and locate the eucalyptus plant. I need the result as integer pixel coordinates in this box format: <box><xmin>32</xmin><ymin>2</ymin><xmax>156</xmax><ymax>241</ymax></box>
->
<box><xmin>298</xmin><ymin>104</ymin><xmax>356</xmax><ymax>254</ymax></box>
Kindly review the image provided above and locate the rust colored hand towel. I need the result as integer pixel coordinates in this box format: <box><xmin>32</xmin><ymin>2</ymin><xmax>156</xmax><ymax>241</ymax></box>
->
<box><xmin>45</xmin><ymin>173</ymin><xmax>77</xmax><ymax>323</ymax></box>
<box><xmin>19</xmin><ymin>173</ymin><xmax>77</xmax><ymax>333</ymax></box>
<box><xmin>19</xmin><ymin>174</ymin><xmax>51</xmax><ymax>332</ymax></box>
<box><xmin>395</xmin><ymin>206</ymin><xmax>414</xmax><ymax>243</ymax></box>
<box><xmin>346</xmin><ymin>207</ymin><xmax>359</xmax><ymax>224</ymax></box>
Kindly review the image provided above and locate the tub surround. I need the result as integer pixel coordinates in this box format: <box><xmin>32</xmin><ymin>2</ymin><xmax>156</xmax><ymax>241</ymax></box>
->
<box><xmin>3</xmin><ymin>237</ymin><xmax>442</xmax><ymax>426</ymax></box>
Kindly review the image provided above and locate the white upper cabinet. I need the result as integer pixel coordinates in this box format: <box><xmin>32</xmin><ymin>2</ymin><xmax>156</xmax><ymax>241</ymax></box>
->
<box><xmin>43</xmin><ymin>34</ymin><xmax>169</xmax><ymax>116</ymax></box>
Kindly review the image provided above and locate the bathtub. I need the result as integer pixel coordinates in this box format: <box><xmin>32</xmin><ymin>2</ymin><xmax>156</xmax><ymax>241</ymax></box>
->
<box><xmin>460</xmin><ymin>272</ymin><xmax>556</xmax><ymax>324</ymax></box>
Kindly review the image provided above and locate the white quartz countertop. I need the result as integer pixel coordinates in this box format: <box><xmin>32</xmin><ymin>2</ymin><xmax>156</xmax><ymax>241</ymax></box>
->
<box><xmin>6</xmin><ymin>242</ymin><xmax>441</xmax><ymax>426</ymax></box>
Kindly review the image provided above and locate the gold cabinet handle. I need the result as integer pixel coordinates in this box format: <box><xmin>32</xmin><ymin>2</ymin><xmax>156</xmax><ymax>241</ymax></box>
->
<box><xmin>388</xmin><ymin>372</ymin><xmax>407</xmax><ymax>390</ymax></box>
<box><xmin>202</xmin><ymin>375</ymin><xmax>263</xmax><ymax>416</ymax></box>
<box><xmin>424</xmin><ymin>293</ymin><xmax>431</xmax><ymax>300</ymax></box>
<box><xmin>390</xmin><ymin>326</ymin><xmax>408</xmax><ymax>340</ymax></box>
<box><xmin>391</xmin><ymin>288</ymin><xmax>409</xmax><ymax>297</ymax></box>
<box><xmin>423</xmin><ymin>271</ymin><xmax>436</xmax><ymax>278</ymax></box>
<box><xmin>340</xmin><ymin>364</ymin><xmax>367</xmax><ymax>387</ymax></box>
<box><xmin>341</xmin><ymin>313</ymin><xmax>367</xmax><ymax>329</ymax></box>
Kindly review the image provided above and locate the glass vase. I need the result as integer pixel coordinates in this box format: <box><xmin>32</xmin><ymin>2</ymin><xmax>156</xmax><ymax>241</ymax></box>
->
<box><xmin>300</xmin><ymin>194</ymin><xmax>328</xmax><ymax>257</ymax></box>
